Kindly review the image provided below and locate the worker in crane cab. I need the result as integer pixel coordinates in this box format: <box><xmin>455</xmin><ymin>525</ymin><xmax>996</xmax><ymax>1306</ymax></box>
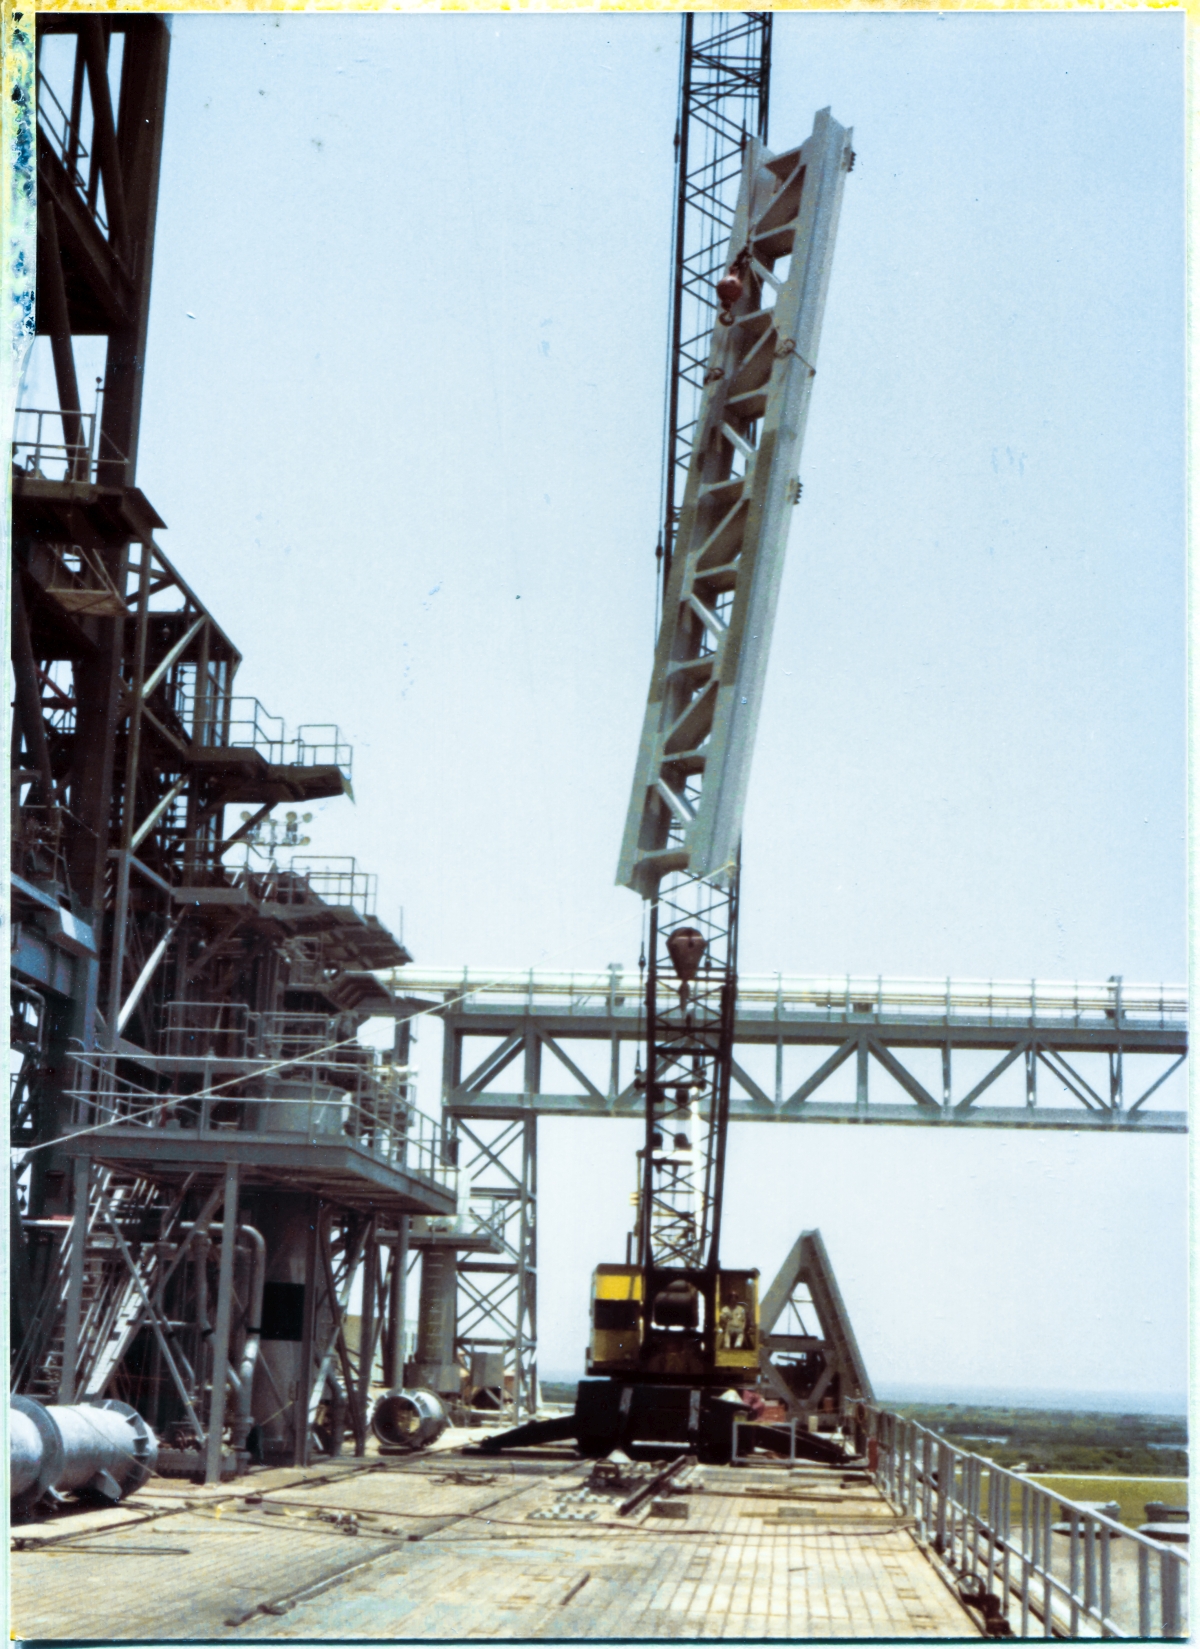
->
<box><xmin>714</xmin><ymin>1271</ymin><xmax>758</xmax><ymax>1367</ymax></box>
<box><xmin>719</xmin><ymin>1298</ymin><xmax>748</xmax><ymax>1350</ymax></box>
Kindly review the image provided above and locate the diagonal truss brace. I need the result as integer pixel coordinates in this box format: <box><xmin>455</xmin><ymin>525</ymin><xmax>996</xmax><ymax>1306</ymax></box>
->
<box><xmin>620</xmin><ymin>108</ymin><xmax>854</xmax><ymax>896</ymax></box>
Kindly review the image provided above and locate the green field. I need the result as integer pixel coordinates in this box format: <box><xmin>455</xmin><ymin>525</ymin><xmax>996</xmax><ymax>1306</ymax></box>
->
<box><xmin>1028</xmin><ymin>1474</ymin><xmax>1188</xmax><ymax>1531</ymax></box>
<box><xmin>884</xmin><ymin>1400</ymin><xmax>1187</xmax><ymax>1478</ymax></box>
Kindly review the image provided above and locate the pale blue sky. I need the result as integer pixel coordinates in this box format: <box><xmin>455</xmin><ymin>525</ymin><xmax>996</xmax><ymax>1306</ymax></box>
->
<box><xmin>24</xmin><ymin>11</ymin><xmax>1186</xmax><ymax>1396</ymax></box>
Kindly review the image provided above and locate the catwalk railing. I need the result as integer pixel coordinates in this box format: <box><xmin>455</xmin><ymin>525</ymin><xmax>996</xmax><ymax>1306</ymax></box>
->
<box><xmin>62</xmin><ymin>1031</ymin><xmax>450</xmax><ymax>1189</ymax></box>
<box><xmin>857</xmin><ymin>1404</ymin><xmax>1188</xmax><ymax>1639</ymax></box>
<box><xmin>186</xmin><ymin>695</ymin><xmax>353</xmax><ymax>780</ymax></box>
<box><xmin>398</xmin><ymin>967</ymin><xmax>1186</xmax><ymax>1031</ymax></box>
<box><xmin>12</xmin><ymin>403</ymin><xmax>124</xmax><ymax>485</ymax></box>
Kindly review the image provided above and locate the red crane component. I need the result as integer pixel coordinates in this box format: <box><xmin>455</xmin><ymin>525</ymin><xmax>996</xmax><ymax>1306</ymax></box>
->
<box><xmin>716</xmin><ymin>247</ymin><xmax>752</xmax><ymax>324</ymax></box>
<box><xmin>666</xmin><ymin>925</ymin><xmax>707</xmax><ymax>1007</ymax></box>
<box><xmin>716</xmin><ymin>269</ymin><xmax>744</xmax><ymax>322</ymax></box>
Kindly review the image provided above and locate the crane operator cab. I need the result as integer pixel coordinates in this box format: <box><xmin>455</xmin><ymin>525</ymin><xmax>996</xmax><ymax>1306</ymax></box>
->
<box><xmin>573</xmin><ymin>1263</ymin><xmax>761</xmax><ymax>1462</ymax></box>
<box><xmin>588</xmin><ymin>1263</ymin><xmax>759</xmax><ymax>1378</ymax></box>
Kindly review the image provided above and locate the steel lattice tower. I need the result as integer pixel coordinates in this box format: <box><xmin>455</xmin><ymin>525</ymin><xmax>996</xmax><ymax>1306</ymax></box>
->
<box><xmin>640</xmin><ymin>15</ymin><xmax>773</xmax><ymax>1300</ymax></box>
<box><xmin>660</xmin><ymin>12</ymin><xmax>772</xmax><ymax>602</ymax></box>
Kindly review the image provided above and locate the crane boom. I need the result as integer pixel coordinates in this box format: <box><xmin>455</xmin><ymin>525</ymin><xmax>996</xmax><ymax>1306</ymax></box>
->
<box><xmin>482</xmin><ymin>95</ymin><xmax>855</xmax><ymax>1469</ymax></box>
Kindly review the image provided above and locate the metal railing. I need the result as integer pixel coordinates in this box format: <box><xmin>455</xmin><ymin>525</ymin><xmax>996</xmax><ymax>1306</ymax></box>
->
<box><xmin>36</xmin><ymin>70</ymin><xmax>107</xmax><ymax>235</ymax></box>
<box><xmin>288</xmin><ymin>857</ymin><xmax>377</xmax><ymax>919</ymax></box>
<box><xmin>858</xmin><ymin>1404</ymin><xmax>1188</xmax><ymax>1638</ymax></box>
<box><xmin>187</xmin><ymin>696</ymin><xmax>352</xmax><ymax>780</ymax></box>
<box><xmin>64</xmin><ymin>1040</ymin><xmax>450</xmax><ymax>1192</ymax></box>
<box><xmin>12</xmin><ymin>405</ymin><xmax>124</xmax><ymax>485</ymax></box>
<box><xmin>390</xmin><ymin>966</ymin><xmax>1187</xmax><ymax>1030</ymax></box>
<box><xmin>161</xmin><ymin>1001</ymin><xmax>250</xmax><ymax>1061</ymax></box>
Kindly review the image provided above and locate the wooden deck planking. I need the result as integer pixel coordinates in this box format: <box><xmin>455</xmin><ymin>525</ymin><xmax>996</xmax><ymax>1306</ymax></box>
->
<box><xmin>10</xmin><ymin>1447</ymin><xmax>980</xmax><ymax>1640</ymax></box>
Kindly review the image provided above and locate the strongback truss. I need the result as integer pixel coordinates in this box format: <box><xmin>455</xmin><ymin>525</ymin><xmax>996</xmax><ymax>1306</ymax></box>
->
<box><xmin>619</xmin><ymin>110</ymin><xmax>854</xmax><ymax>896</ymax></box>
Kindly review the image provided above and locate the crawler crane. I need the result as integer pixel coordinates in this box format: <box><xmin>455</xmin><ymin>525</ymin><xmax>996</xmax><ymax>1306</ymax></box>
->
<box><xmin>483</xmin><ymin>98</ymin><xmax>856</xmax><ymax>1463</ymax></box>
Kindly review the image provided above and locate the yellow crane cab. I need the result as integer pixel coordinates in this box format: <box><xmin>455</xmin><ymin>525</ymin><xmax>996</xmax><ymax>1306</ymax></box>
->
<box><xmin>587</xmin><ymin>1263</ymin><xmax>760</xmax><ymax>1381</ymax></box>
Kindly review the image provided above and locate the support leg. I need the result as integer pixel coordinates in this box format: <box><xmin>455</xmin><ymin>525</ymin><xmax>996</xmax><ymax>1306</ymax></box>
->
<box><xmin>386</xmin><ymin>1216</ymin><xmax>409</xmax><ymax>1390</ymax></box>
<box><xmin>58</xmin><ymin>1156</ymin><xmax>91</xmax><ymax>1403</ymax></box>
<box><xmin>354</xmin><ymin>1218</ymin><xmax>377</xmax><ymax>1455</ymax></box>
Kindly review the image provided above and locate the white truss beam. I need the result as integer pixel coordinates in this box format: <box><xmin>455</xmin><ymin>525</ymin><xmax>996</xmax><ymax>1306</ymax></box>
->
<box><xmin>619</xmin><ymin>109</ymin><xmax>854</xmax><ymax>896</ymax></box>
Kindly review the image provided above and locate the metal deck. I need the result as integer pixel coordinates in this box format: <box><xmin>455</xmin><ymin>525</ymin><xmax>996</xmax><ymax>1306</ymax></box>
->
<box><xmin>11</xmin><ymin>1433</ymin><xmax>980</xmax><ymax>1640</ymax></box>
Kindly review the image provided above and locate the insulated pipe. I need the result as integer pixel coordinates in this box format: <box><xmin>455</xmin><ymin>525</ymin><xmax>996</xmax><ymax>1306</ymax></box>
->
<box><xmin>232</xmin><ymin>1224</ymin><xmax>265</xmax><ymax>1458</ymax></box>
<box><xmin>411</xmin><ymin>1248</ymin><xmax>460</xmax><ymax>1395</ymax></box>
<box><xmin>11</xmin><ymin>1396</ymin><xmax>157</xmax><ymax>1514</ymax></box>
<box><xmin>179</xmin><ymin>1220</ymin><xmax>264</xmax><ymax>1456</ymax></box>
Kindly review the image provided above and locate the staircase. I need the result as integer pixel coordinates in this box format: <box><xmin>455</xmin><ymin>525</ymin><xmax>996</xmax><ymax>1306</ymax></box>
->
<box><xmin>16</xmin><ymin>1172</ymin><xmax>173</xmax><ymax>1402</ymax></box>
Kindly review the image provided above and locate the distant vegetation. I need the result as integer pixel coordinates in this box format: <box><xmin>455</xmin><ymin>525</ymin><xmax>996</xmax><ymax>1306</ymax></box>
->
<box><xmin>540</xmin><ymin>1386</ymin><xmax>1188</xmax><ymax>1480</ymax></box>
<box><xmin>886</xmin><ymin>1402</ymin><xmax>1187</xmax><ymax>1477</ymax></box>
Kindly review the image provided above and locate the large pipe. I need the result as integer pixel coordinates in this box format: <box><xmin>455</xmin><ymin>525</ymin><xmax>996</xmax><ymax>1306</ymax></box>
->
<box><xmin>370</xmin><ymin>1388</ymin><xmax>448</xmax><ymax>1452</ymax></box>
<box><xmin>411</xmin><ymin>1248</ymin><xmax>460</xmax><ymax>1396</ymax></box>
<box><xmin>232</xmin><ymin>1224</ymin><xmax>265</xmax><ymax>1460</ymax></box>
<box><xmin>181</xmin><ymin>1220</ymin><xmax>265</xmax><ymax>1461</ymax></box>
<box><xmin>12</xmin><ymin>1396</ymin><xmax>157</xmax><ymax>1515</ymax></box>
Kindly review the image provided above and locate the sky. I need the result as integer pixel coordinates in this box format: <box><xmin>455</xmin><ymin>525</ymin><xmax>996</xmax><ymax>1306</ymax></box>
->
<box><xmin>24</xmin><ymin>10</ymin><xmax>1188</xmax><ymax>1400</ymax></box>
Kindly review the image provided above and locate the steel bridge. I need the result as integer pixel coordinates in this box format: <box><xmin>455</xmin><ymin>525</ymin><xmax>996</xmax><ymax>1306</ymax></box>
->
<box><xmin>398</xmin><ymin>967</ymin><xmax>1186</xmax><ymax>1132</ymax></box>
<box><xmin>381</xmin><ymin>964</ymin><xmax>1185</xmax><ymax>1435</ymax></box>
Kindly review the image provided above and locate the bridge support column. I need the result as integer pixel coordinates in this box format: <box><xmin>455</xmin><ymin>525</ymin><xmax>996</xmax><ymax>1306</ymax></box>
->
<box><xmin>412</xmin><ymin>1248</ymin><xmax>459</xmax><ymax>1396</ymax></box>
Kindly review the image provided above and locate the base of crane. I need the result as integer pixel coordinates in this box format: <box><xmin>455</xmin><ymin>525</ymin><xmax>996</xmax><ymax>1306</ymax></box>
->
<box><xmin>476</xmin><ymin>1380</ymin><xmax>831</xmax><ymax>1466</ymax></box>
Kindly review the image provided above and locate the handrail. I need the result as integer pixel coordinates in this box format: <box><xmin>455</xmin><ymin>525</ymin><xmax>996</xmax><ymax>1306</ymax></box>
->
<box><xmin>185</xmin><ymin>695</ymin><xmax>352</xmax><ymax>779</ymax></box>
<box><xmin>63</xmin><ymin>1043</ymin><xmax>452</xmax><ymax>1196</ymax></box>
<box><xmin>390</xmin><ymin>966</ymin><xmax>1186</xmax><ymax>1025</ymax></box>
<box><xmin>855</xmin><ymin>1402</ymin><xmax>1188</xmax><ymax>1638</ymax></box>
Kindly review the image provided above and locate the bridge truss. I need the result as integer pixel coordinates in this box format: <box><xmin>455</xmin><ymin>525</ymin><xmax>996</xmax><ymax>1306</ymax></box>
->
<box><xmin>391</xmin><ymin>965</ymin><xmax>1185</xmax><ymax>1416</ymax></box>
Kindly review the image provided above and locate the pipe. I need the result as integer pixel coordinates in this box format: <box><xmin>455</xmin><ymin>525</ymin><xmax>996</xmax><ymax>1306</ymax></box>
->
<box><xmin>11</xmin><ymin>1395</ymin><xmax>157</xmax><ymax>1515</ymax></box>
<box><xmin>231</xmin><ymin>1224</ymin><xmax>265</xmax><ymax>1459</ymax></box>
<box><xmin>180</xmin><ymin>1220</ymin><xmax>264</xmax><ymax>1459</ymax></box>
<box><xmin>116</xmin><ymin>917</ymin><xmax>181</xmax><ymax>1034</ymax></box>
<box><xmin>370</xmin><ymin>1388</ymin><xmax>448</xmax><ymax>1452</ymax></box>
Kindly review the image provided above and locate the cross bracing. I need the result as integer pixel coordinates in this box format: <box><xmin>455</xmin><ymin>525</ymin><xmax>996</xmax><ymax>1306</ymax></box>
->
<box><xmin>622</xmin><ymin>110</ymin><xmax>854</xmax><ymax>894</ymax></box>
<box><xmin>443</xmin><ymin>1114</ymin><xmax>538</xmax><ymax>1420</ymax></box>
<box><xmin>397</xmin><ymin>968</ymin><xmax>1187</xmax><ymax>1133</ymax></box>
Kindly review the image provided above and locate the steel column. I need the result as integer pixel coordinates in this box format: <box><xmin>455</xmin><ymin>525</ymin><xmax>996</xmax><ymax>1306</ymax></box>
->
<box><xmin>385</xmin><ymin>1216</ymin><xmax>409</xmax><ymax>1389</ymax></box>
<box><xmin>57</xmin><ymin>1156</ymin><xmax>91</xmax><ymax>1403</ymax></box>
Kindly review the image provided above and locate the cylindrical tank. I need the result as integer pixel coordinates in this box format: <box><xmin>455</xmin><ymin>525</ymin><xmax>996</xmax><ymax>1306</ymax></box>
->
<box><xmin>11</xmin><ymin>1396</ymin><xmax>157</xmax><ymax>1514</ymax></box>
<box><xmin>370</xmin><ymin>1388</ymin><xmax>448</xmax><ymax>1452</ymax></box>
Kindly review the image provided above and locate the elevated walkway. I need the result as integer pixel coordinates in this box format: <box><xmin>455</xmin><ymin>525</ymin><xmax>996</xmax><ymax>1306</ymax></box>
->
<box><xmin>394</xmin><ymin>967</ymin><xmax>1188</xmax><ymax>1133</ymax></box>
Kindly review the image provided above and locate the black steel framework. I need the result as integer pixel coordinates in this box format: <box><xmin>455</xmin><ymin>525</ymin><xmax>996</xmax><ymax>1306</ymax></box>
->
<box><xmin>634</xmin><ymin>12</ymin><xmax>767</xmax><ymax>1370</ymax></box>
<box><xmin>638</xmin><ymin>870</ymin><xmax>738</xmax><ymax>1304</ymax></box>
<box><xmin>660</xmin><ymin>10</ymin><xmax>772</xmax><ymax>602</ymax></box>
<box><xmin>9</xmin><ymin>18</ymin><xmax>447</xmax><ymax>1483</ymax></box>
